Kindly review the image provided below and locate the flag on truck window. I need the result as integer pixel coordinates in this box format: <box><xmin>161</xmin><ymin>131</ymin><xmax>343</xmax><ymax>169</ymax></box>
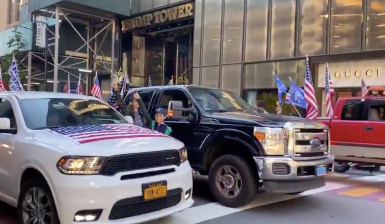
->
<box><xmin>304</xmin><ymin>55</ymin><xmax>318</xmax><ymax>119</ymax></box>
<box><xmin>325</xmin><ymin>63</ymin><xmax>334</xmax><ymax>118</ymax></box>
<box><xmin>361</xmin><ymin>79</ymin><xmax>369</xmax><ymax>101</ymax></box>
<box><xmin>48</xmin><ymin>124</ymin><xmax>168</xmax><ymax>144</ymax></box>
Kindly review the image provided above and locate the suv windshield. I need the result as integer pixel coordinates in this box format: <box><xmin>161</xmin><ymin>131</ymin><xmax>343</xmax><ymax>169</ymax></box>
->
<box><xmin>19</xmin><ymin>98</ymin><xmax>128</xmax><ymax>130</ymax></box>
<box><xmin>188</xmin><ymin>87</ymin><xmax>255</xmax><ymax>113</ymax></box>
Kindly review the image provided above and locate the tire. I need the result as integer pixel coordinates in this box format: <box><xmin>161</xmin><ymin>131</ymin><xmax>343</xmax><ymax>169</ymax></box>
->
<box><xmin>18</xmin><ymin>177</ymin><xmax>60</xmax><ymax>224</ymax></box>
<box><xmin>333</xmin><ymin>162</ymin><xmax>351</xmax><ymax>173</ymax></box>
<box><xmin>208</xmin><ymin>154</ymin><xmax>257</xmax><ymax>208</ymax></box>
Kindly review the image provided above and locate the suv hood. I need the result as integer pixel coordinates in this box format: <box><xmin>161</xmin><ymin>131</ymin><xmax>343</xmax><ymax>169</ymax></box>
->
<box><xmin>211</xmin><ymin>111</ymin><xmax>323</xmax><ymax>128</ymax></box>
<box><xmin>32</xmin><ymin>124</ymin><xmax>184</xmax><ymax>156</ymax></box>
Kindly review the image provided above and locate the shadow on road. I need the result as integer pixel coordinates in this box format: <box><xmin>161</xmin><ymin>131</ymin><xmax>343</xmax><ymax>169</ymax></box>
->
<box><xmin>192</xmin><ymin>176</ymin><xmax>216</xmax><ymax>203</ymax></box>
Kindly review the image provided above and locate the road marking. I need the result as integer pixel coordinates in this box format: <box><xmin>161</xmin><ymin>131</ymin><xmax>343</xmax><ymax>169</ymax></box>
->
<box><xmin>351</xmin><ymin>174</ymin><xmax>385</xmax><ymax>183</ymax></box>
<box><xmin>327</xmin><ymin>173</ymin><xmax>348</xmax><ymax>178</ymax></box>
<box><xmin>338</xmin><ymin>187</ymin><xmax>380</xmax><ymax>197</ymax></box>
<box><xmin>149</xmin><ymin>182</ymin><xmax>348</xmax><ymax>224</ymax></box>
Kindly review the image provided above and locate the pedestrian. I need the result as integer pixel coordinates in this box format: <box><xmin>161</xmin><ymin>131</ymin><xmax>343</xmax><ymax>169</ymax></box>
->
<box><xmin>151</xmin><ymin>108</ymin><xmax>172</xmax><ymax>135</ymax></box>
<box><xmin>112</xmin><ymin>81</ymin><xmax>152</xmax><ymax>127</ymax></box>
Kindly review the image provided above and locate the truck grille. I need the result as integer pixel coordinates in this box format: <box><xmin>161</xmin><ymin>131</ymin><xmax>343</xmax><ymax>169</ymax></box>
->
<box><xmin>108</xmin><ymin>194</ymin><xmax>181</xmax><ymax>220</ymax></box>
<box><xmin>293</xmin><ymin>129</ymin><xmax>328</xmax><ymax>157</ymax></box>
<box><xmin>100</xmin><ymin>150</ymin><xmax>181</xmax><ymax>176</ymax></box>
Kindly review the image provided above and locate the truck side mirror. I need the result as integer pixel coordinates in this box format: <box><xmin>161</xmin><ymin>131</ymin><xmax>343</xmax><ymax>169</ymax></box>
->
<box><xmin>167</xmin><ymin>101</ymin><xmax>197</xmax><ymax>119</ymax></box>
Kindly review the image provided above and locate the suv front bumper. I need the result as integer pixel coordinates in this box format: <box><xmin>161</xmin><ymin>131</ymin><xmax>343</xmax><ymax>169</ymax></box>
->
<box><xmin>254</xmin><ymin>155</ymin><xmax>334</xmax><ymax>193</ymax></box>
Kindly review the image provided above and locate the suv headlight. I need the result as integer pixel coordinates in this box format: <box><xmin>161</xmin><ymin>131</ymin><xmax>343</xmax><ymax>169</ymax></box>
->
<box><xmin>179</xmin><ymin>147</ymin><xmax>188</xmax><ymax>163</ymax></box>
<box><xmin>57</xmin><ymin>156</ymin><xmax>105</xmax><ymax>175</ymax></box>
<box><xmin>254</xmin><ymin>127</ymin><xmax>285</xmax><ymax>155</ymax></box>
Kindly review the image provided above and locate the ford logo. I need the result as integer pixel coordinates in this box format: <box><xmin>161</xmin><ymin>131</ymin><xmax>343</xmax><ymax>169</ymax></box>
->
<box><xmin>310</xmin><ymin>138</ymin><xmax>321</xmax><ymax>148</ymax></box>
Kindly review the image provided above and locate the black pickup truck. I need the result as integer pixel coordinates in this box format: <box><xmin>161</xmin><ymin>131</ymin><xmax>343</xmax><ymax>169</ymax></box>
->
<box><xmin>126</xmin><ymin>85</ymin><xmax>334</xmax><ymax>208</ymax></box>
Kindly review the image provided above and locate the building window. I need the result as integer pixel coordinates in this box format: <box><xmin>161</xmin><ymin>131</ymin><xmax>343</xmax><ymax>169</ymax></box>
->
<box><xmin>366</xmin><ymin>0</ymin><xmax>385</xmax><ymax>50</ymax></box>
<box><xmin>140</xmin><ymin>0</ymin><xmax>153</xmax><ymax>12</ymax></box>
<box><xmin>202</xmin><ymin>0</ymin><xmax>222</xmax><ymax>66</ymax></box>
<box><xmin>8</xmin><ymin>0</ymin><xmax>20</xmax><ymax>24</ymax></box>
<box><xmin>244</xmin><ymin>60</ymin><xmax>305</xmax><ymax>89</ymax></box>
<box><xmin>201</xmin><ymin>66</ymin><xmax>219</xmax><ymax>88</ymax></box>
<box><xmin>222</xmin><ymin>0</ymin><xmax>244</xmax><ymax>63</ymax></box>
<box><xmin>245</xmin><ymin>0</ymin><xmax>268</xmax><ymax>62</ymax></box>
<box><xmin>330</xmin><ymin>0</ymin><xmax>363</xmax><ymax>53</ymax></box>
<box><xmin>131</xmin><ymin>35</ymin><xmax>145</xmax><ymax>86</ymax></box>
<box><xmin>270</xmin><ymin>0</ymin><xmax>296</xmax><ymax>59</ymax></box>
<box><xmin>221</xmin><ymin>64</ymin><xmax>241</xmax><ymax>95</ymax></box>
<box><xmin>298</xmin><ymin>0</ymin><xmax>328</xmax><ymax>56</ymax></box>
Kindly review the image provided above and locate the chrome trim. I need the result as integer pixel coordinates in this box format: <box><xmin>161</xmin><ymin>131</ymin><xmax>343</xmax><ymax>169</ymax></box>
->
<box><xmin>294</xmin><ymin>133</ymin><xmax>327</xmax><ymax>141</ymax></box>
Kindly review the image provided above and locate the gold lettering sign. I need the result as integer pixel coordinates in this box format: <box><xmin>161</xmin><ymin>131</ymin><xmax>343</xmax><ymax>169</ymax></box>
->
<box><xmin>334</xmin><ymin>69</ymin><xmax>380</xmax><ymax>78</ymax></box>
<box><xmin>121</xmin><ymin>3</ymin><xmax>194</xmax><ymax>31</ymax></box>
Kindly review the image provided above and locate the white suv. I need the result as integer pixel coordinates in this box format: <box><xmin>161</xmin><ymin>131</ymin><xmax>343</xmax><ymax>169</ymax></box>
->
<box><xmin>0</xmin><ymin>92</ymin><xmax>193</xmax><ymax>224</ymax></box>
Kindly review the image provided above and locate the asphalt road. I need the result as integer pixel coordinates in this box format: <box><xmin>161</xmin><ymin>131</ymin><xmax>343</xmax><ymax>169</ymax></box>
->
<box><xmin>1</xmin><ymin>169</ymin><xmax>385</xmax><ymax>224</ymax></box>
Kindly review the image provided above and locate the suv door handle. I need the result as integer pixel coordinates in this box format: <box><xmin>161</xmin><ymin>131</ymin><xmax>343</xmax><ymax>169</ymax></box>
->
<box><xmin>363</xmin><ymin>126</ymin><xmax>373</xmax><ymax>131</ymax></box>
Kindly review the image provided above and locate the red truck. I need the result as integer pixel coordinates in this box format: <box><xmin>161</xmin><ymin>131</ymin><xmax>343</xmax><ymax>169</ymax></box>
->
<box><xmin>318</xmin><ymin>88</ymin><xmax>385</xmax><ymax>173</ymax></box>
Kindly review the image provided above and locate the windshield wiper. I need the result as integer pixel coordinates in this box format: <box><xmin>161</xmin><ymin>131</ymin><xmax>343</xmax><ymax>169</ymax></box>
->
<box><xmin>33</xmin><ymin>126</ymin><xmax>61</xmax><ymax>130</ymax></box>
<box><xmin>206</xmin><ymin>109</ymin><xmax>227</xmax><ymax>113</ymax></box>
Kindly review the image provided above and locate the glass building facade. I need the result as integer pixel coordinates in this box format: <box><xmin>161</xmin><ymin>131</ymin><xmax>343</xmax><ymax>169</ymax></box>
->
<box><xmin>191</xmin><ymin>0</ymin><xmax>385</xmax><ymax>115</ymax></box>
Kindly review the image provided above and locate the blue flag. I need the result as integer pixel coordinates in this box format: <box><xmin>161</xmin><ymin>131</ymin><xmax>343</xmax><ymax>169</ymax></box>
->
<box><xmin>273</xmin><ymin>72</ymin><xmax>287</xmax><ymax>105</ymax></box>
<box><xmin>285</xmin><ymin>79</ymin><xmax>307</xmax><ymax>109</ymax></box>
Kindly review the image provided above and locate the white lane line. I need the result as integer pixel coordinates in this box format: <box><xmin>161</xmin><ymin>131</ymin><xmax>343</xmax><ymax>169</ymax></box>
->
<box><xmin>149</xmin><ymin>182</ymin><xmax>348</xmax><ymax>224</ymax></box>
<box><xmin>351</xmin><ymin>174</ymin><xmax>385</xmax><ymax>183</ymax></box>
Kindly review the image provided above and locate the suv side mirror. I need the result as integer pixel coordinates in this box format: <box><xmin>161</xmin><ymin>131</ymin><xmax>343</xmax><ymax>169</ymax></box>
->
<box><xmin>0</xmin><ymin>118</ymin><xmax>16</xmax><ymax>134</ymax></box>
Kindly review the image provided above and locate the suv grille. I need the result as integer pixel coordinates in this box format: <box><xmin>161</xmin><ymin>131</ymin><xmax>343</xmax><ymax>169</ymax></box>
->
<box><xmin>108</xmin><ymin>194</ymin><xmax>181</xmax><ymax>220</ymax></box>
<box><xmin>293</xmin><ymin>129</ymin><xmax>328</xmax><ymax>157</ymax></box>
<box><xmin>100</xmin><ymin>150</ymin><xmax>181</xmax><ymax>176</ymax></box>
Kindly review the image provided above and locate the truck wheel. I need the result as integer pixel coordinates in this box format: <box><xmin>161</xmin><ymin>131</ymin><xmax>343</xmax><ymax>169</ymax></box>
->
<box><xmin>18</xmin><ymin>177</ymin><xmax>60</xmax><ymax>224</ymax></box>
<box><xmin>334</xmin><ymin>162</ymin><xmax>351</xmax><ymax>173</ymax></box>
<box><xmin>208</xmin><ymin>155</ymin><xmax>257</xmax><ymax>208</ymax></box>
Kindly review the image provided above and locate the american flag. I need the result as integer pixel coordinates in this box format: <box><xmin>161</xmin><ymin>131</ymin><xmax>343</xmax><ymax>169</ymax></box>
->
<box><xmin>304</xmin><ymin>55</ymin><xmax>318</xmax><ymax>119</ymax></box>
<box><xmin>177</xmin><ymin>35</ymin><xmax>190</xmax><ymax>78</ymax></box>
<box><xmin>63</xmin><ymin>74</ymin><xmax>70</xmax><ymax>93</ymax></box>
<box><xmin>361</xmin><ymin>79</ymin><xmax>369</xmax><ymax>100</ymax></box>
<box><xmin>108</xmin><ymin>76</ymin><xmax>126</xmax><ymax>109</ymax></box>
<box><xmin>48</xmin><ymin>124</ymin><xmax>169</xmax><ymax>144</ymax></box>
<box><xmin>325</xmin><ymin>63</ymin><xmax>334</xmax><ymax>118</ymax></box>
<box><xmin>0</xmin><ymin>70</ymin><xmax>6</xmax><ymax>92</ymax></box>
<box><xmin>91</xmin><ymin>73</ymin><xmax>102</xmax><ymax>99</ymax></box>
<box><xmin>148</xmin><ymin>76</ymin><xmax>152</xmax><ymax>87</ymax></box>
<box><xmin>76</xmin><ymin>74</ymin><xmax>83</xmax><ymax>95</ymax></box>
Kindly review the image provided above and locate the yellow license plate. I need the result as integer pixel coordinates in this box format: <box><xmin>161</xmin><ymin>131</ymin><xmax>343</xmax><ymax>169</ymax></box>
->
<box><xmin>143</xmin><ymin>185</ymin><xmax>167</xmax><ymax>200</ymax></box>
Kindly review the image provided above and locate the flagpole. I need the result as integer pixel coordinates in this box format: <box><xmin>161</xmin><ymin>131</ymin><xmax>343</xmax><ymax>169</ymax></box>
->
<box><xmin>287</xmin><ymin>76</ymin><xmax>302</xmax><ymax>118</ymax></box>
<box><xmin>67</xmin><ymin>74</ymin><xmax>70</xmax><ymax>93</ymax></box>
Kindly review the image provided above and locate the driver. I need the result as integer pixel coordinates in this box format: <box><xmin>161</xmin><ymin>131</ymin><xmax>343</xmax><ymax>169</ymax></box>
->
<box><xmin>47</xmin><ymin>110</ymin><xmax>61</xmax><ymax>127</ymax></box>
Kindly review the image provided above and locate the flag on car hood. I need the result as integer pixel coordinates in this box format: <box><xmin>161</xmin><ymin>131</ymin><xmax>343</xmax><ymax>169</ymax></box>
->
<box><xmin>48</xmin><ymin>124</ymin><xmax>168</xmax><ymax>144</ymax></box>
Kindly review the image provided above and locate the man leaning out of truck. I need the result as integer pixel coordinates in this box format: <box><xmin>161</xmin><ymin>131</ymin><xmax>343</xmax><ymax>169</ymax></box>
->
<box><xmin>112</xmin><ymin>81</ymin><xmax>152</xmax><ymax>128</ymax></box>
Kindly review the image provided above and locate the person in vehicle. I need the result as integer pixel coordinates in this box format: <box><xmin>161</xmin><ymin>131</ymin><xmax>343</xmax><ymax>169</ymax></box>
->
<box><xmin>344</xmin><ymin>105</ymin><xmax>353</xmax><ymax>119</ymax></box>
<box><xmin>379</xmin><ymin>107</ymin><xmax>384</xmax><ymax>120</ymax></box>
<box><xmin>369</xmin><ymin>108</ymin><xmax>381</xmax><ymax>121</ymax></box>
<box><xmin>112</xmin><ymin>81</ymin><xmax>152</xmax><ymax>127</ymax></box>
<box><xmin>151</xmin><ymin>108</ymin><xmax>172</xmax><ymax>135</ymax></box>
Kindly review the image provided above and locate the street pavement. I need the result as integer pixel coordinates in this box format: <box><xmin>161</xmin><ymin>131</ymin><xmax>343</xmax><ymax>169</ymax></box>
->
<box><xmin>1</xmin><ymin>169</ymin><xmax>385</xmax><ymax>224</ymax></box>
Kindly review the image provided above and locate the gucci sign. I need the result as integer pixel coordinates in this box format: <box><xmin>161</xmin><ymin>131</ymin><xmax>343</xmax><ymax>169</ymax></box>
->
<box><xmin>334</xmin><ymin>69</ymin><xmax>380</xmax><ymax>78</ymax></box>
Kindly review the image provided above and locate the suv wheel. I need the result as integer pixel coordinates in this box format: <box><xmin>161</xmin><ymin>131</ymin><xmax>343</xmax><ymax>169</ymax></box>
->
<box><xmin>18</xmin><ymin>178</ymin><xmax>60</xmax><ymax>224</ymax></box>
<box><xmin>209</xmin><ymin>155</ymin><xmax>257</xmax><ymax>208</ymax></box>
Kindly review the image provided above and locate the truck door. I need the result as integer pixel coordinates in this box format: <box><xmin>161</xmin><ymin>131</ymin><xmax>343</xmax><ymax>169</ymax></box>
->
<box><xmin>360</xmin><ymin>100</ymin><xmax>385</xmax><ymax>159</ymax></box>
<box><xmin>155</xmin><ymin>88</ymin><xmax>201</xmax><ymax>164</ymax></box>
<box><xmin>331</xmin><ymin>100</ymin><xmax>365</xmax><ymax>159</ymax></box>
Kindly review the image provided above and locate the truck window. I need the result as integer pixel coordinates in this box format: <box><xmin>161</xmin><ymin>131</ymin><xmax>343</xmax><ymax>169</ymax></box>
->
<box><xmin>368</xmin><ymin>101</ymin><xmax>385</xmax><ymax>121</ymax></box>
<box><xmin>341</xmin><ymin>100</ymin><xmax>364</xmax><ymax>120</ymax></box>
<box><xmin>0</xmin><ymin>99</ymin><xmax>17</xmax><ymax>128</ymax></box>
<box><xmin>159</xmin><ymin>89</ymin><xmax>190</xmax><ymax>116</ymax></box>
<box><xmin>137</xmin><ymin>90</ymin><xmax>155</xmax><ymax>109</ymax></box>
